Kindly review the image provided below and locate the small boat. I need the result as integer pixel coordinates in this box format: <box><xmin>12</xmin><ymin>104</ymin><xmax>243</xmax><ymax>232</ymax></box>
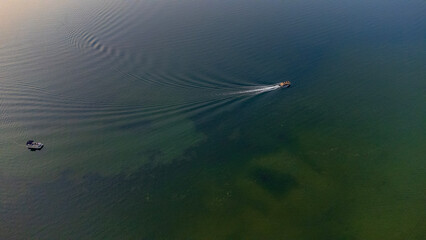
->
<box><xmin>278</xmin><ymin>81</ymin><xmax>291</xmax><ymax>88</ymax></box>
<box><xmin>27</xmin><ymin>140</ymin><xmax>44</xmax><ymax>151</ymax></box>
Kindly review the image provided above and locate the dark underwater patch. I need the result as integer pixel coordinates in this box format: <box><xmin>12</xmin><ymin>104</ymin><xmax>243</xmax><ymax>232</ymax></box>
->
<box><xmin>250</xmin><ymin>168</ymin><xmax>298</xmax><ymax>197</ymax></box>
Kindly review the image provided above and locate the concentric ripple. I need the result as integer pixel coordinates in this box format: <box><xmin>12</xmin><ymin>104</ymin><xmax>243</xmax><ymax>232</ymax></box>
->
<box><xmin>61</xmin><ymin>0</ymin><xmax>285</xmax><ymax>92</ymax></box>
<box><xmin>0</xmin><ymin>0</ymin><xmax>292</xmax><ymax>170</ymax></box>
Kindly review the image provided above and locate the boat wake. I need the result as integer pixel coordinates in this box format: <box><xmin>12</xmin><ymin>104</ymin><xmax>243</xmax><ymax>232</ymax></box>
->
<box><xmin>226</xmin><ymin>84</ymin><xmax>281</xmax><ymax>96</ymax></box>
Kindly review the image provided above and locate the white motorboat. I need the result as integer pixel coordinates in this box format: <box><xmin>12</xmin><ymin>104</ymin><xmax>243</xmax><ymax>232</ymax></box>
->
<box><xmin>27</xmin><ymin>140</ymin><xmax>44</xmax><ymax>150</ymax></box>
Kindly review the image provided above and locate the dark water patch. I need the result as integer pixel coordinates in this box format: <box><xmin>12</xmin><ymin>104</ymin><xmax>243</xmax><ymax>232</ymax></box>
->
<box><xmin>249</xmin><ymin>168</ymin><xmax>298</xmax><ymax>198</ymax></box>
<box><xmin>0</xmin><ymin>158</ymin><xmax>212</xmax><ymax>239</ymax></box>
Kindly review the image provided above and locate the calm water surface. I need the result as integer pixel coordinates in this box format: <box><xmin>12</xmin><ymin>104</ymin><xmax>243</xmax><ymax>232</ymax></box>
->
<box><xmin>1</xmin><ymin>0</ymin><xmax>425</xmax><ymax>239</ymax></box>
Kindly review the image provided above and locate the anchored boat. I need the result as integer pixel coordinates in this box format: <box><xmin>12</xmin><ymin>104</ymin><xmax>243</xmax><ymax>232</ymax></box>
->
<box><xmin>27</xmin><ymin>140</ymin><xmax>43</xmax><ymax>151</ymax></box>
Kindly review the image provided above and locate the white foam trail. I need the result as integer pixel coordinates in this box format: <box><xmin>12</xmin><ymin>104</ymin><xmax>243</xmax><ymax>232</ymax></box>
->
<box><xmin>228</xmin><ymin>84</ymin><xmax>280</xmax><ymax>96</ymax></box>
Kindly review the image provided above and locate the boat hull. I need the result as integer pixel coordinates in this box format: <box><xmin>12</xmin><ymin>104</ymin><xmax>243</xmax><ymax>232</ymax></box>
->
<box><xmin>27</xmin><ymin>144</ymin><xmax>44</xmax><ymax>151</ymax></box>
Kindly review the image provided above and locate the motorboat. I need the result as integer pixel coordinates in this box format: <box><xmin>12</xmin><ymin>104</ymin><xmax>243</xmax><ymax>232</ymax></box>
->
<box><xmin>27</xmin><ymin>140</ymin><xmax>43</xmax><ymax>151</ymax></box>
<box><xmin>278</xmin><ymin>81</ymin><xmax>291</xmax><ymax>88</ymax></box>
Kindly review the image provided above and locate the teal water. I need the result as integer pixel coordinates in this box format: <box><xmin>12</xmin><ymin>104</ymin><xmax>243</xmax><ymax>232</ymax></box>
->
<box><xmin>1</xmin><ymin>0</ymin><xmax>425</xmax><ymax>239</ymax></box>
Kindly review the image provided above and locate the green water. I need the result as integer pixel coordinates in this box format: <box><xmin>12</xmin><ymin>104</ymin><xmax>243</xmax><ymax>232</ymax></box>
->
<box><xmin>1</xmin><ymin>0</ymin><xmax>425</xmax><ymax>239</ymax></box>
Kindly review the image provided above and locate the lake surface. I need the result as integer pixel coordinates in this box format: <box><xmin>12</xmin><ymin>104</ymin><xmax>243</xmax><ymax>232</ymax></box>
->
<box><xmin>1</xmin><ymin>0</ymin><xmax>425</xmax><ymax>239</ymax></box>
